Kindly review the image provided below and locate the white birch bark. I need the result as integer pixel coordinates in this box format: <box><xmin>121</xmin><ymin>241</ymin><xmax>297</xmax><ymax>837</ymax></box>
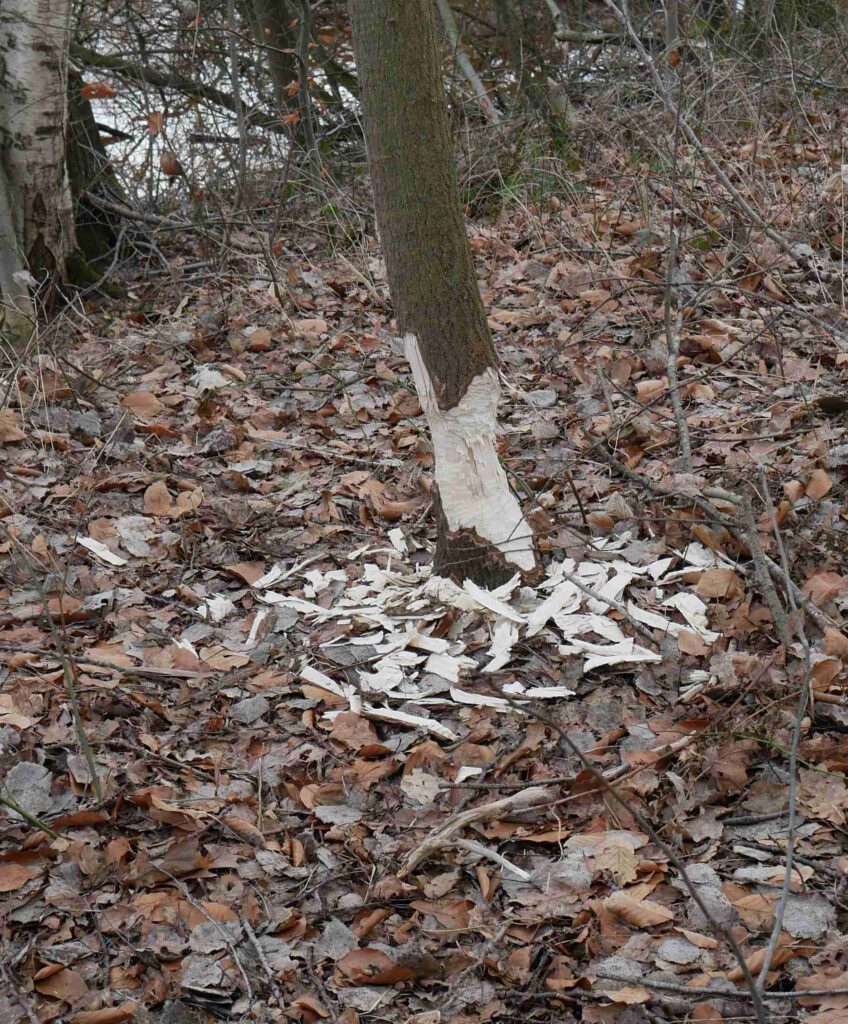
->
<box><xmin>0</xmin><ymin>0</ymin><xmax>75</xmax><ymax>330</ymax></box>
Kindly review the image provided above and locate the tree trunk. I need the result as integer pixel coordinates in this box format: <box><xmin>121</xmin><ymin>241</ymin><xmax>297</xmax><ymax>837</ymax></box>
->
<box><xmin>0</xmin><ymin>0</ymin><xmax>75</xmax><ymax>336</ymax></box>
<box><xmin>491</xmin><ymin>0</ymin><xmax>571</xmax><ymax>150</ymax></box>
<box><xmin>435</xmin><ymin>0</ymin><xmax>501</xmax><ymax>124</ymax></box>
<box><xmin>348</xmin><ymin>0</ymin><xmax>538</xmax><ymax>587</ymax></box>
<box><xmin>251</xmin><ymin>0</ymin><xmax>299</xmax><ymax>107</ymax></box>
<box><xmin>66</xmin><ymin>70</ymin><xmax>124</xmax><ymax>285</ymax></box>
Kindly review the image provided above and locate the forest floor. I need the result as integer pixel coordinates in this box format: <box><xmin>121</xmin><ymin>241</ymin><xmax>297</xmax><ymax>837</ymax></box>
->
<box><xmin>2</xmin><ymin>125</ymin><xmax>848</xmax><ymax>1024</ymax></box>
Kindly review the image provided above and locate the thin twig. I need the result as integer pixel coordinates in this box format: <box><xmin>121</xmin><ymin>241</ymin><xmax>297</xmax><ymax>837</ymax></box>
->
<box><xmin>242</xmin><ymin>919</ymin><xmax>284</xmax><ymax>1004</ymax></box>
<box><xmin>158</xmin><ymin>868</ymin><xmax>253</xmax><ymax>1002</ymax></box>
<box><xmin>398</xmin><ymin>785</ymin><xmax>554</xmax><ymax>879</ymax></box>
<box><xmin>0</xmin><ymin>794</ymin><xmax>60</xmax><ymax>839</ymax></box>
<box><xmin>755</xmin><ymin>466</ymin><xmax>811</xmax><ymax>991</ymax></box>
<box><xmin>494</xmin><ymin>689</ymin><xmax>769</xmax><ymax>1024</ymax></box>
<box><xmin>454</xmin><ymin>838</ymin><xmax>531</xmax><ymax>880</ymax></box>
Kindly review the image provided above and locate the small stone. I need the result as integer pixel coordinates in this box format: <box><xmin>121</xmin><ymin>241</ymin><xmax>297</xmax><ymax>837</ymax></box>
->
<box><xmin>782</xmin><ymin>893</ymin><xmax>836</xmax><ymax>939</ymax></box>
<box><xmin>658</xmin><ymin>936</ymin><xmax>701</xmax><ymax>965</ymax></box>
<box><xmin>231</xmin><ymin>695</ymin><xmax>270</xmax><ymax>725</ymax></box>
<box><xmin>688</xmin><ymin>886</ymin><xmax>736</xmax><ymax>929</ymax></box>
<box><xmin>69</xmin><ymin>409</ymin><xmax>102</xmax><ymax>440</ymax></box>
<box><xmin>314</xmin><ymin>918</ymin><xmax>359</xmax><ymax>962</ymax></box>
<box><xmin>526</xmin><ymin>388</ymin><xmax>558</xmax><ymax>409</ymax></box>
<box><xmin>594</xmin><ymin>955</ymin><xmax>643</xmax><ymax>983</ymax></box>
<box><xmin>3</xmin><ymin>762</ymin><xmax>53</xmax><ymax>819</ymax></box>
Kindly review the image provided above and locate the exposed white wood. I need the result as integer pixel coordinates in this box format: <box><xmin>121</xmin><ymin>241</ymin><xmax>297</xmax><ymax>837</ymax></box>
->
<box><xmin>404</xmin><ymin>332</ymin><xmax>536</xmax><ymax>574</ymax></box>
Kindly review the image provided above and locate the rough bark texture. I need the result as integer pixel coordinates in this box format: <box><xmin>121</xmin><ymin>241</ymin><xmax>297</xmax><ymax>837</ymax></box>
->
<box><xmin>0</xmin><ymin>0</ymin><xmax>75</xmax><ymax>328</ymax></box>
<box><xmin>349</xmin><ymin>0</ymin><xmax>537</xmax><ymax>586</ymax></box>
<box><xmin>349</xmin><ymin>0</ymin><xmax>495</xmax><ymax>412</ymax></box>
<box><xmin>251</xmin><ymin>0</ymin><xmax>298</xmax><ymax>106</ymax></box>
<box><xmin>492</xmin><ymin>0</ymin><xmax>571</xmax><ymax>149</ymax></box>
<box><xmin>66</xmin><ymin>70</ymin><xmax>124</xmax><ymax>282</ymax></box>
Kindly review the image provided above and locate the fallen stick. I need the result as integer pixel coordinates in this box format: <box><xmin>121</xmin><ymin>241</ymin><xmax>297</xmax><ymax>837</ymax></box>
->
<box><xmin>398</xmin><ymin>785</ymin><xmax>554</xmax><ymax>879</ymax></box>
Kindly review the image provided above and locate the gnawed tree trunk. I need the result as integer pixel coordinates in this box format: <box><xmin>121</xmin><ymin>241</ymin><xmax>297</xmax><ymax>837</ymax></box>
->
<box><xmin>0</xmin><ymin>0</ymin><xmax>75</xmax><ymax>336</ymax></box>
<box><xmin>349</xmin><ymin>0</ymin><xmax>538</xmax><ymax>587</ymax></box>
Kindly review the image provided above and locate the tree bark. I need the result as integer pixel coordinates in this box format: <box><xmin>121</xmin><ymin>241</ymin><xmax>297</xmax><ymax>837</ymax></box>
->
<box><xmin>66</xmin><ymin>70</ymin><xmax>125</xmax><ymax>285</ymax></box>
<box><xmin>435</xmin><ymin>0</ymin><xmax>500</xmax><ymax>124</ymax></box>
<box><xmin>491</xmin><ymin>0</ymin><xmax>571</xmax><ymax>149</ymax></box>
<box><xmin>0</xmin><ymin>0</ymin><xmax>75</xmax><ymax>334</ymax></box>
<box><xmin>251</xmin><ymin>0</ymin><xmax>299</xmax><ymax>106</ymax></box>
<box><xmin>348</xmin><ymin>0</ymin><xmax>538</xmax><ymax>587</ymax></box>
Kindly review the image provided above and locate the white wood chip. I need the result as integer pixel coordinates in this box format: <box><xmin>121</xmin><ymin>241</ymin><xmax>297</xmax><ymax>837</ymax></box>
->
<box><xmin>560</xmin><ymin>637</ymin><xmax>662</xmax><ymax>671</ymax></box>
<box><xmin>553</xmin><ymin>613</ymin><xmax>628</xmax><ymax>643</ymax></box>
<box><xmin>77</xmin><ymin>537</ymin><xmax>127</xmax><ymax>566</ymax></box>
<box><xmin>482</xmin><ymin>620</ymin><xmax>519</xmax><ymax>672</ymax></box>
<box><xmin>626</xmin><ymin>601</ymin><xmax>678</xmax><ymax>633</ymax></box>
<box><xmin>662</xmin><ymin>592</ymin><xmax>720</xmax><ymax>642</ymax></box>
<box><xmin>300</xmin><ymin>665</ymin><xmax>346</xmax><ymax>697</ymax></box>
<box><xmin>525</xmin><ymin>581</ymin><xmax>579</xmax><ymax>637</ymax></box>
<box><xmin>521</xmin><ymin>686</ymin><xmax>576</xmax><ymax>699</ymax></box>
<box><xmin>449</xmin><ymin>687</ymin><xmax>512</xmax><ymax>710</ymax></box>
<box><xmin>462</xmin><ymin>579</ymin><xmax>526</xmax><ymax>623</ymax></box>
<box><xmin>361</xmin><ymin>704</ymin><xmax>458</xmax><ymax>741</ymax></box>
<box><xmin>387</xmin><ymin>528</ymin><xmax>408</xmax><ymax>554</ymax></box>
<box><xmin>424</xmin><ymin>651</ymin><xmax>476</xmax><ymax>683</ymax></box>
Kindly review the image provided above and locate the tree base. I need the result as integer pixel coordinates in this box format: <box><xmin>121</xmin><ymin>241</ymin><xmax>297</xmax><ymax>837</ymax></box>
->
<box><xmin>431</xmin><ymin>486</ymin><xmax>540</xmax><ymax>588</ymax></box>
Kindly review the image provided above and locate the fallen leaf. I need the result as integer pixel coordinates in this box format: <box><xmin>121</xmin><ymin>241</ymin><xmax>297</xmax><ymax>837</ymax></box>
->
<box><xmin>806</xmin><ymin>469</ymin><xmax>833</xmax><ymax>499</ymax></box>
<box><xmin>35</xmin><ymin>968</ymin><xmax>89</xmax><ymax>1003</ymax></box>
<box><xmin>0</xmin><ymin>408</ymin><xmax>26</xmax><ymax>443</ymax></box>
<box><xmin>606</xmin><ymin>985</ymin><xmax>650</xmax><ymax>1004</ymax></box>
<box><xmin>0</xmin><ymin>862</ymin><xmax>39</xmax><ymax>891</ymax></box>
<box><xmin>603</xmin><ymin>892</ymin><xmax>674</xmax><ymax>927</ymax></box>
<box><xmin>143</xmin><ymin>480</ymin><xmax>174</xmax><ymax>515</ymax></box>
<box><xmin>72</xmin><ymin>1004</ymin><xmax>138</xmax><ymax>1024</ymax></box>
<box><xmin>594</xmin><ymin>838</ymin><xmax>638</xmax><ymax>886</ymax></box>
<box><xmin>696</xmin><ymin>567</ymin><xmax>743</xmax><ymax>600</ymax></box>
<box><xmin>336</xmin><ymin>948</ymin><xmax>415</xmax><ymax>985</ymax></box>
<box><xmin>122</xmin><ymin>390</ymin><xmax>165</xmax><ymax>418</ymax></box>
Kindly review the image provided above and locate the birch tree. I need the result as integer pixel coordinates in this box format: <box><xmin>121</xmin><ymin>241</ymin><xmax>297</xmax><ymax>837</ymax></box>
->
<box><xmin>0</xmin><ymin>0</ymin><xmax>75</xmax><ymax>338</ymax></box>
<box><xmin>348</xmin><ymin>0</ymin><xmax>538</xmax><ymax>587</ymax></box>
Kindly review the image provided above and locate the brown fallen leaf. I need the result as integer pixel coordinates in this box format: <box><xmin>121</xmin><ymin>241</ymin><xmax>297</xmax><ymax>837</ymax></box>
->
<box><xmin>0</xmin><ymin>862</ymin><xmax>40</xmax><ymax>892</ymax></box>
<box><xmin>0</xmin><ymin>408</ymin><xmax>26</xmax><ymax>443</ymax></box>
<box><xmin>329</xmin><ymin>711</ymin><xmax>379</xmax><ymax>752</ymax></box>
<box><xmin>35</xmin><ymin>967</ymin><xmax>89</xmax><ymax>1003</ymax></box>
<box><xmin>72</xmin><ymin>1003</ymin><xmax>138</xmax><ymax>1024</ymax></box>
<box><xmin>674</xmin><ymin>927</ymin><xmax>719</xmax><ymax>949</ymax></box>
<box><xmin>603</xmin><ymin>891</ymin><xmax>674</xmax><ymax>927</ymax></box>
<box><xmin>122</xmin><ymin>390</ymin><xmax>165</xmax><ymax>418</ymax></box>
<box><xmin>606</xmin><ymin>985</ymin><xmax>650</xmax><ymax>1004</ymax></box>
<box><xmin>289</xmin><ymin>994</ymin><xmax>330</xmax><ymax>1022</ymax></box>
<box><xmin>806</xmin><ymin>468</ymin><xmax>833</xmax><ymax>500</ymax></box>
<box><xmin>796</xmin><ymin>968</ymin><xmax>848</xmax><ymax>1009</ymax></box>
<box><xmin>336</xmin><ymin>947</ymin><xmax>416</xmax><ymax>985</ymax></box>
<box><xmin>594</xmin><ymin>838</ymin><xmax>638</xmax><ymax>886</ymax></box>
<box><xmin>143</xmin><ymin>480</ymin><xmax>174</xmax><ymax>515</ymax></box>
<box><xmin>696</xmin><ymin>567</ymin><xmax>743</xmax><ymax>600</ymax></box>
<box><xmin>727</xmin><ymin>934</ymin><xmax>807</xmax><ymax>982</ymax></box>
